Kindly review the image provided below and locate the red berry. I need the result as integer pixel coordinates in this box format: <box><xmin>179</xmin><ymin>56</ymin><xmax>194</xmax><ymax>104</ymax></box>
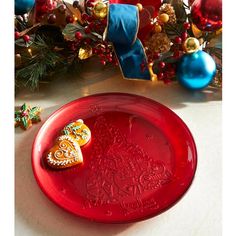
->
<box><xmin>84</xmin><ymin>38</ymin><xmax>91</xmax><ymax>44</ymax></box>
<box><xmin>84</xmin><ymin>26</ymin><xmax>91</xmax><ymax>34</ymax></box>
<box><xmin>181</xmin><ymin>31</ymin><xmax>188</xmax><ymax>41</ymax></box>
<box><xmin>58</xmin><ymin>4</ymin><xmax>66</xmax><ymax>13</ymax></box>
<box><xmin>158</xmin><ymin>61</ymin><xmax>166</xmax><ymax>69</ymax></box>
<box><xmin>100</xmin><ymin>60</ymin><xmax>106</xmax><ymax>66</ymax></box>
<box><xmin>173</xmin><ymin>50</ymin><xmax>180</xmax><ymax>59</ymax></box>
<box><xmin>40</xmin><ymin>5</ymin><xmax>48</xmax><ymax>13</ymax></box>
<box><xmin>174</xmin><ymin>36</ymin><xmax>182</xmax><ymax>44</ymax></box>
<box><xmin>107</xmin><ymin>55</ymin><xmax>113</xmax><ymax>63</ymax></box>
<box><xmin>148</xmin><ymin>57</ymin><xmax>153</xmax><ymax>63</ymax></box>
<box><xmin>23</xmin><ymin>34</ymin><xmax>30</xmax><ymax>42</ymax></box>
<box><xmin>99</xmin><ymin>47</ymin><xmax>105</xmax><ymax>53</ymax></box>
<box><xmin>88</xmin><ymin>22</ymin><xmax>95</xmax><ymax>30</ymax></box>
<box><xmin>15</xmin><ymin>31</ymin><xmax>20</xmax><ymax>39</ymax></box>
<box><xmin>66</xmin><ymin>15</ymin><xmax>74</xmax><ymax>23</ymax></box>
<box><xmin>167</xmin><ymin>68</ymin><xmax>176</xmax><ymax>78</ymax></box>
<box><xmin>113</xmin><ymin>59</ymin><xmax>119</xmax><ymax>66</ymax></box>
<box><xmin>157</xmin><ymin>72</ymin><xmax>164</xmax><ymax>80</ymax></box>
<box><xmin>92</xmin><ymin>48</ymin><xmax>98</xmax><ymax>54</ymax></box>
<box><xmin>48</xmin><ymin>14</ymin><xmax>56</xmax><ymax>24</ymax></box>
<box><xmin>153</xmin><ymin>53</ymin><xmax>160</xmax><ymax>60</ymax></box>
<box><xmin>164</xmin><ymin>78</ymin><xmax>171</xmax><ymax>84</ymax></box>
<box><xmin>75</xmin><ymin>31</ymin><xmax>83</xmax><ymax>40</ymax></box>
<box><xmin>81</xmin><ymin>13</ymin><xmax>89</xmax><ymax>21</ymax></box>
<box><xmin>47</xmin><ymin>3</ymin><xmax>54</xmax><ymax>10</ymax></box>
<box><xmin>183</xmin><ymin>22</ymin><xmax>191</xmax><ymax>30</ymax></box>
<box><xmin>86</xmin><ymin>0</ymin><xmax>94</xmax><ymax>7</ymax></box>
<box><xmin>87</xmin><ymin>15</ymin><xmax>94</xmax><ymax>23</ymax></box>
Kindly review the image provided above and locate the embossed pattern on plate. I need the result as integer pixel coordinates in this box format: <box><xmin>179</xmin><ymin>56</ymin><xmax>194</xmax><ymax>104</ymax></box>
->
<box><xmin>32</xmin><ymin>93</ymin><xmax>197</xmax><ymax>223</ymax></box>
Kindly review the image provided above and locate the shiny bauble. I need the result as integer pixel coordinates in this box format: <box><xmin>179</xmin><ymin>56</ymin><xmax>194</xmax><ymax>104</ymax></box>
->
<box><xmin>93</xmin><ymin>2</ymin><xmax>108</xmax><ymax>19</ymax></box>
<box><xmin>191</xmin><ymin>0</ymin><xmax>222</xmax><ymax>31</ymax></box>
<box><xmin>183</xmin><ymin>37</ymin><xmax>200</xmax><ymax>53</ymax></box>
<box><xmin>15</xmin><ymin>0</ymin><xmax>35</xmax><ymax>15</ymax></box>
<box><xmin>159</xmin><ymin>13</ymin><xmax>169</xmax><ymax>23</ymax></box>
<box><xmin>177</xmin><ymin>50</ymin><xmax>216</xmax><ymax>90</ymax></box>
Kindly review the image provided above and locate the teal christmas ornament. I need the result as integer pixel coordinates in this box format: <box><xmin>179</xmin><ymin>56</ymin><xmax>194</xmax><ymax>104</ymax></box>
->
<box><xmin>15</xmin><ymin>0</ymin><xmax>35</xmax><ymax>15</ymax></box>
<box><xmin>177</xmin><ymin>50</ymin><xmax>216</xmax><ymax>90</ymax></box>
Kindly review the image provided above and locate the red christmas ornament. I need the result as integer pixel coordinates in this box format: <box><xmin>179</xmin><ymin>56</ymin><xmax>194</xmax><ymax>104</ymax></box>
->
<box><xmin>191</xmin><ymin>0</ymin><xmax>222</xmax><ymax>31</ymax></box>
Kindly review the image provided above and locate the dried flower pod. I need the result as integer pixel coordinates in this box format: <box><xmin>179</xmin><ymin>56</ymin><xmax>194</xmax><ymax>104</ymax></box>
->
<box><xmin>159</xmin><ymin>3</ymin><xmax>176</xmax><ymax>24</ymax></box>
<box><xmin>145</xmin><ymin>32</ymin><xmax>171</xmax><ymax>54</ymax></box>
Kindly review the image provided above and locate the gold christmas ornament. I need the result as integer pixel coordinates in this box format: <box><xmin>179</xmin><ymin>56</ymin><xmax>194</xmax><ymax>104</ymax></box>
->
<box><xmin>145</xmin><ymin>32</ymin><xmax>171</xmax><ymax>54</ymax></box>
<box><xmin>159</xmin><ymin>3</ymin><xmax>176</xmax><ymax>24</ymax></box>
<box><xmin>78</xmin><ymin>45</ymin><xmax>93</xmax><ymax>60</ymax></box>
<box><xmin>154</xmin><ymin>24</ymin><xmax>162</xmax><ymax>33</ymax></box>
<box><xmin>93</xmin><ymin>1</ymin><xmax>108</xmax><ymax>19</ymax></box>
<box><xmin>159</xmin><ymin>13</ymin><xmax>169</xmax><ymax>23</ymax></box>
<box><xmin>136</xmin><ymin>3</ymin><xmax>143</xmax><ymax>12</ymax></box>
<box><xmin>183</xmin><ymin>37</ymin><xmax>200</xmax><ymax>53</ymax></box>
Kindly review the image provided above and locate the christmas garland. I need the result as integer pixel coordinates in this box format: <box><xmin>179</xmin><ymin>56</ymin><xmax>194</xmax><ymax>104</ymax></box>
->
<box><xmin>15</xmin><ymin>0</ymin><xmax>222</xmax><ymax>90</ymax></box>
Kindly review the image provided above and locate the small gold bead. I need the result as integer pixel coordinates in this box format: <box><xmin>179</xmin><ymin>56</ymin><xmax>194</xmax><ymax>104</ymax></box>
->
<box><xmin>154</xmin><ymin>24</ymin><xmax>162</xmax><ymax>33</ymax></box>
<box><xmin>136</xmin><ymin>3</ymin><xmax>143</xmax><ymax>12</ymax></box>
<box><xmin>159</xmin><ymin>13</ymin><xmax>169</xmax><ymax>23</ymax></box>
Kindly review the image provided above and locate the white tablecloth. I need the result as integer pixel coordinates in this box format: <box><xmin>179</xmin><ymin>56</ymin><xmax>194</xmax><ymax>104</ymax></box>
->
<box><xmin>15</xmin><ymin>59</ymin><xmax>222</xmax><ymax>236</ymax></box>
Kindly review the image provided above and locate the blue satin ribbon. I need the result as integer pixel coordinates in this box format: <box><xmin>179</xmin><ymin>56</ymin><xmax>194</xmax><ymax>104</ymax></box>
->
<box><xmin>106</xmin><ymin>4</ymin><xmax>151</xmax><ymax>80</ymax></box>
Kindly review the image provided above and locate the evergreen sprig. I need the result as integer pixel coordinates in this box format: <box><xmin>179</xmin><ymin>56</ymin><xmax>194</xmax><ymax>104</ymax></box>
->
<box><xmin>15</xmin><ymin>36</ymin><xmax>65</xmax><ymax>89</ymax></box>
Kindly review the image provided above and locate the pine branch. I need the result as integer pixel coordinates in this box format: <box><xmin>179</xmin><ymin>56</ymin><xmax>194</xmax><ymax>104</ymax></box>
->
<box><xmin>15</xmin><ymin>36</ymin><xmax>66</xmax><ymax>89</ymax></box>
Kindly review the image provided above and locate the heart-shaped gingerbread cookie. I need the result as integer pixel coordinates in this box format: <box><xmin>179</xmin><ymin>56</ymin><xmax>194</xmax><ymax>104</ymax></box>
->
<box><xmin>46</xmin><ymin>135</ymin><xmax>83</xmax><ymax>169</ymax></box>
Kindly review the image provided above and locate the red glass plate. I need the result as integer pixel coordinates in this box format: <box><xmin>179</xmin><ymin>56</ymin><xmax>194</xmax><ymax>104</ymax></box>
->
<box><xmin>32</xmin><ymin>93</ymin><xmax>197</xmax><ymax>223</ymax></box>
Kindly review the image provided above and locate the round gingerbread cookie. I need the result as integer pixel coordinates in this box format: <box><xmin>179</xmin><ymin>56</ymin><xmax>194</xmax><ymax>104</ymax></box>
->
<box><xmin>62</xmin><ymin>119</ymin><xmax>91</xmax><ymax>146</ymax></box>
